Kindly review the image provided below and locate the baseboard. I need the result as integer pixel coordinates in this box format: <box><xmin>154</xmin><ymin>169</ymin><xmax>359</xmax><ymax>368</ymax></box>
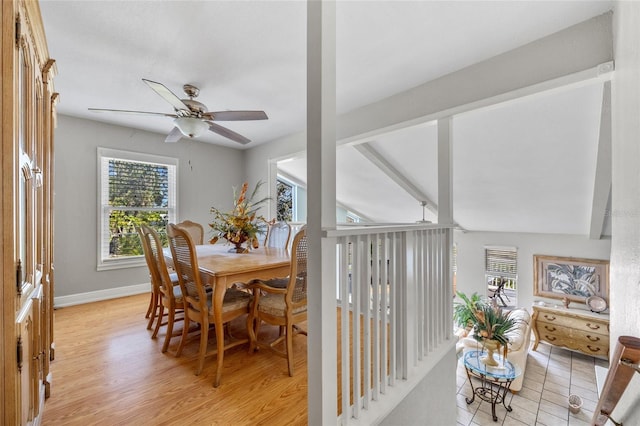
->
<box><xmin>54</xmin><ymin>283</ymin><xmax>150</xmax><ymax>308</ymax></box>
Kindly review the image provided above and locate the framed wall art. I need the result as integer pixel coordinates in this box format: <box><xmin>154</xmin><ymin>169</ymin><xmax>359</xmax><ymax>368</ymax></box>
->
<box><xmin>533</xmin><ymin>255</ymin><xmax>609</xmax><ymax>303</ymax></box>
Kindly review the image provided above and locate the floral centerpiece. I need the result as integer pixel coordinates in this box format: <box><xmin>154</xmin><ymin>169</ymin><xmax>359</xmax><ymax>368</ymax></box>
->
<box><xmin>209</xmin><ymin>181</ymin><xmax>269</xmax><ymax>253</ymax></box>
<box><xmin>456</xmin><ymin>291</ymin><xmax>519</xmax><ymax>366</ymax></box>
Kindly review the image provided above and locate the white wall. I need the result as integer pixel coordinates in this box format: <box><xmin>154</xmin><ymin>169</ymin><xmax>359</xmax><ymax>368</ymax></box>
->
<box><xmin>454</xmin><ymin>230</ymin><xmax>611</xmax><ymax>311</ymax></box>
<box><xmin>54</xmin><ymin>115</ymin><xmax>244</xmax><ymax>299</ymax></box>
<box><xmin>608</xmin><ymin>1</ymin><xmax>640</xmax><ymax>423</ymax></box>
<box><xmin>380</xmin><ymin>347</ymin><xmax>457</xmax><ymax>426</ymax></box>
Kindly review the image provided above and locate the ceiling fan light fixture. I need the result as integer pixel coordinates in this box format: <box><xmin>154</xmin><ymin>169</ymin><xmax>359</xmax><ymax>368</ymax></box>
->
<box><xmin>173</xmin><ymin>117</ymin><xmax>209</xmax><ymax>138</ymax></box>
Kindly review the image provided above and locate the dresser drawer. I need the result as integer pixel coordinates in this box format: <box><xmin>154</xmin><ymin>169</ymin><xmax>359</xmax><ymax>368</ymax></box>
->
<box><xmin>535</xmin><ymin>328</ymin><xmax>609</xmax><ymax>357</ymax></box>
<box><xmin>536</xmin><ymin>311</ymin><xmax>609</xmax><ymax>334</ymax></box>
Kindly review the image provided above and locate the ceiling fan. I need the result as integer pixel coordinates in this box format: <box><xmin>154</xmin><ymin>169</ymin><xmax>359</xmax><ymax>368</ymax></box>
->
<box><xmin>88</xmin><ymin>78</ymin><xmax>268</xmax><ymax>144</ymax></box>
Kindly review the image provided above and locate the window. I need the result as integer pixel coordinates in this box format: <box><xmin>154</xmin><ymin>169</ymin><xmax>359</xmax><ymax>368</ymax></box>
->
<box><xmin>485</xmin><ymin>246</ymin><xmax>517</xmax><ymax>306</ymax></box>
<box><xmin>345</xmin><ymin>211</ymin><xmax>361</xmax><ymax>223</ymax></box>
<box><xmin>98</xmin><ymin>148</ymin><xmax>177</xmax><ymax>270</ymax></box>
<box><xmin>276</xmin><ymin>177</ymin><xmax>295</xmax><ymax>222</ymax></box>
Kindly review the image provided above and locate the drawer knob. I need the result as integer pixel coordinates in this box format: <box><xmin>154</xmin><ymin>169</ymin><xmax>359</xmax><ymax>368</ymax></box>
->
<box><xmin>587</xmin><ymin>335</ymin><xmax>600</xmax><ymax>342</ymax></box>
<box><xmin>545</xmin><ymin>325</ymin><xmax>557</xmax><ymax>332</ymax></box>
<box><xmin>586</xmin><ymin>323</ymin><xmax>600</xmax><ymax>330</ymax></box>
<box><xmin>587</xmin><ymin>345</ymin><xmax>601</xmax><ymax>353</ymax></box>
<box><xmin>545</xmin><ymin>335</ymin><xmax>557</xmax><ymax>341</ymax></box>
<box><xmin>544</xmin><ymin>315</ymin><xmax>556</xmax><ymax>321</ymax></box>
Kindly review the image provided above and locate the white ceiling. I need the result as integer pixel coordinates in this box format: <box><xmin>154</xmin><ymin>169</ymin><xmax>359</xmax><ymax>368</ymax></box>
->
<box><xmin>39</xmin><ymin>0</ymin><xmax>614</xmax><ymax>235</ymax></box>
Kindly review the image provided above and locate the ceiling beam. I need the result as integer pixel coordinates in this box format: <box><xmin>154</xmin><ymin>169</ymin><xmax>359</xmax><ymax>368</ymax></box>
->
<box><xmin>589</xmin><ymin>81</ymin><xmax>612</xmax><ymax>239</ymax></box>
<box><xmin>337</xmin><ymin>12</ymin><xmax>613</xmax><ymax>146</ymax></box>
<box><xmin>354</xmin><ymin>142</ymin><xmax>437</xmax><ymax>214</ymax></box>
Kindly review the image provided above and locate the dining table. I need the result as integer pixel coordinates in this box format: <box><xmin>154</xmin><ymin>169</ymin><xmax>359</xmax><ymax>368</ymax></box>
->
<box><xmin>163</xmin><ymin>243</ymin><xmax>291</xmax><ymax>382</ymax></box>
<box><xmin>163</xmin><ymin>242</ymin><xmax>291</xmax><ymax>308</ymax></box>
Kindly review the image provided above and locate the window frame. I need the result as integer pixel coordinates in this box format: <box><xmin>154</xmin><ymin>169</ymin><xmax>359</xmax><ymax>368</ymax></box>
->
<box><xmin>97</xmin><ymin>147</ymin><xmax>178</xmax><ymax>271</ymax></box>
<box><xmin>484</xmin><ymin>245</ymin><xmax>518</xmax><ymax>290</ymax></box>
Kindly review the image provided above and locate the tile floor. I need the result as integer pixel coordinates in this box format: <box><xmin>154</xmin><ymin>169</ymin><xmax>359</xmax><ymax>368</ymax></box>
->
<box><xmin>456</xmin><ymin>343</ymin><xmax>609</xmax><ymax>426</ymax></box>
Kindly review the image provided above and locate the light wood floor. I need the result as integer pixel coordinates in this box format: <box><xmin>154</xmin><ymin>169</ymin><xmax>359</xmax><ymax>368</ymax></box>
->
<box><xmin>42</xmin><ymin>293</ymin><xmax>309</xmax><ymax>425</ymax></box>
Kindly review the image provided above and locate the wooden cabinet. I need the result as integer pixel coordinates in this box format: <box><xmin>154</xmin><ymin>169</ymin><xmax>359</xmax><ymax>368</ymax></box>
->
<box><xmin>1</xmin><ymin>0</ymin><xmax>57</xmax><ymax>424</ymax></box>
<box><xmin>532</xmin><ymin>305</ymin><xmax>609</xmax><ymax>359</ymax></box>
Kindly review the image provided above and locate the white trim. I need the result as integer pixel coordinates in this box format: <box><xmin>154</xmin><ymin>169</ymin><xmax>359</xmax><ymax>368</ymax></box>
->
<box><xmin>54</xmin><ymin>282</ymin><xmax>150</xmax><ymax>308</ymax></box>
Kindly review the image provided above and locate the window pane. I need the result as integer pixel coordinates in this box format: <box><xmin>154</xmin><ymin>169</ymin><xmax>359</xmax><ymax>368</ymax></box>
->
<box><xmin>108</xmin><ymin>209</ymin><xmax>169</xmax><ymax>257</ymax></box>
<box><xmin>109</xmin><ymin>160</ymin><xmax>169</xmax><ymax>208</ymax></box>
<box><xmin>276</xmin><ymin>179</ymin><xmax>293</xmax><ymax>222</ymax></box>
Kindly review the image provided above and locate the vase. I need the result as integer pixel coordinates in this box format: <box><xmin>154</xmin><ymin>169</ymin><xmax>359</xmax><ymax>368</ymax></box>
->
<box><xmin>480</xmin><ymin>339</ymin><xmax>500</xmax><ymax>367</ymax></box>
<box><xmin>229</xmin><ymin>242</ymin><xmax>248</xmax><ymax>253</ymax></box>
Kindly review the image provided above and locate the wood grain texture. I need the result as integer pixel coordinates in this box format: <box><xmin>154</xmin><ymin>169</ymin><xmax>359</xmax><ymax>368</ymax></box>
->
<box><xmin>42</xmin><ymin>294</ymin><xmax>308</xmax><ymax>425</ymax></box>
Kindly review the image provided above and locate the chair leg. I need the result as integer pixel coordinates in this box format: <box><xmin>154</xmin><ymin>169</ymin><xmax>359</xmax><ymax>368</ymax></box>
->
<box><xmin>152</xmin><ymin>304</ymin><xmax>164</xmax><ymax>339</ymax></box>
<box><xmin>247</xmin><ymin>314</ymin><xmax>257</xmax><ymax>353</ymax></box>
<box><xmin>146</xmin><ymin>291</ymin><xmax>159</xmax><ymax>330</ymax></box>
<box><xmin>162</xmin><ymin>308</ymin><xmax>175</xmax><ymax>353</ymax></box>
<box><xmin>176</xmin><ymin>314</ymin><xmax>190</xmax><ymax>358</ymax></box>
<box><xmin>286</xmin><ymin>322</ymin><xmax>294</xmax><ymax>377</ymax></box>
<box><xmin>195</xmin><ymin>322</ymin><xmax>209</xmax><ymax>376</ymax></box>
<box><xmin>145</xmin><ymin>291</ymin><xmax>154</xmax><ymax>318</ymax></box>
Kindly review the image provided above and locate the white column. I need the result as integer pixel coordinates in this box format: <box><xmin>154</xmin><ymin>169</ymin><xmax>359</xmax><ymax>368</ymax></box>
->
<box><xmin>437</xmin><ymin>117</ymin><xmax>453</xmax><ymax>225</ymax></box>
<box><xmin>307</xmin><ymin>0</ymin><xmax>337</xmax><ymax>423</ymax></box>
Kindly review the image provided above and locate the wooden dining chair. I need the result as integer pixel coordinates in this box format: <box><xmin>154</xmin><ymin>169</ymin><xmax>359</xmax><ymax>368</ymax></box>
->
<box><xmin>139</xmin><ymin>224</ymin><xmax>186</xmax><ymax>353</ymax></box>
<box><xmin>247</xmin><ymin>226</ymin><xmax>307</xmax><ymax>376</ymax></box>
<box><xmin>263</xmin><ymin>220</ymin><xmax>291</xmax><ymax>250</ymax></box>
<box><xmin>167</xmin><ymin>223</ymin><xmax>252</xmax><ymax>387</ymax></box>
<box><xmin>176</xmin><ymin>220</ymin><xmax>205</xmax><ymax>245</ymax></box>
<box><xmin>137</xmin><ymin>225</ymin><xmax>179</xmax><ymax>334</ymax></box>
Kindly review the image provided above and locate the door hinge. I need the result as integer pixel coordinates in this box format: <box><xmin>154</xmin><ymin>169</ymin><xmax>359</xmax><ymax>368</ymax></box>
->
<box><xmin>17</xmin><ymin>336</ymin><xmax>23</xmax><ymax>373</ymax></box>
<box><xmin>15</xmin><ymin>14</ymin><xmax>20</xmax><ymax>46</ymax></box>
<box><xmin>16</xmin><ymin>259</ymin><xmax>22</xmax><ymax>296</ymax></box>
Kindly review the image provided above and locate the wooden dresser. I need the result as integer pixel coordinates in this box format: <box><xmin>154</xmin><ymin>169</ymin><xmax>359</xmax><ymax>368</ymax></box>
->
<box><xmin>532</xmin><ymin>304</ymin><xmax>609</xmax><ymax>359</ymax></box>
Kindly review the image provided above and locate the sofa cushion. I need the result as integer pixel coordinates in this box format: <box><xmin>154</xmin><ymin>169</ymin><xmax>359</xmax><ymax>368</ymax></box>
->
<box><xmin>505</xmin><ymin>308</ymin><xmax>530</xmax><ymax>352</ymax></box>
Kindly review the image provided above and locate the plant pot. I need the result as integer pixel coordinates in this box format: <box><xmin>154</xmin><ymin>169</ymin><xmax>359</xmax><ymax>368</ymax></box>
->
<box><xmin>480</xmin><ymin>339</ymin><xmax>500</xmax><ymax>367</ymax></box>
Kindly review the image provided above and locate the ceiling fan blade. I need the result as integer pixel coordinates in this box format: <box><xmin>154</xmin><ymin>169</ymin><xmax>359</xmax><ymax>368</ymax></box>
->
<box><xmin>207</xmin><ymin>122</ymin><xmax>251</xmax><ymax>145</ymax></box>
<box><xmin>203</xmin><ymin>110</ymin><xmax>268</xmax><ymax>121</ymax></box>
<box><xmin>165</xmin><ymin>127</ymin><xmax>182</xmax><ymax>143</ymax></box>
<box><xmin>88</xmin><ymin>107</ymin><xmax>177</xmax><ymax>118</ymax></box>
<box><xmin>142</xmin><ymin>79</ymin><xmax>191</xmax><ymax>113</ymax></box>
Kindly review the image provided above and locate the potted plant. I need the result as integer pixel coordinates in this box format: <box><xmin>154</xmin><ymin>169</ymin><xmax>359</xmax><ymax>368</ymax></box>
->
<box><xmin>209</xmin><ymin>181</ymin><xmax>269</xmax><ymax>252</ymax></box>
<box><xmin>455</xmin><ymin>291</ymin><xmax>520</xmax><ymax>366</ymax></box>
<box><xmin>454</xmin><ymin>291</ymin><xmax>483</xmax><ymax>335</ymax></box>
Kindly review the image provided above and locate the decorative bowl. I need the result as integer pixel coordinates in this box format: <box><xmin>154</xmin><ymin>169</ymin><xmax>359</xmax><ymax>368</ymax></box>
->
<box><xmin>586</xmin><ymin>296</ymin><xmax>607</xmax><ymax>313</ymax></box>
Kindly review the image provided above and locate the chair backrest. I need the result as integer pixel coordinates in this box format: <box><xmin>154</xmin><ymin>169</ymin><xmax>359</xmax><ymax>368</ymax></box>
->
<box><xmin>136</xmin><ymin>225</ymin><xmax>161</xmax><ymax>294</ymax></box>
<box><xmin>139</xmin><ymin>224</ymin><xmax>176</xmax><ymax>300</ymax></box>
<box><xmin>176</xmin><ymin>220</ymin><xmax>204</xmax><ymax>245</ymax></box>
<box><xmin>286</xmin><ymin>226</ymin><xmax>307</xmax><ymax>306</ymax></box>
<box><xmin>167</xmin><ymin>223</ymin><xmax>208</xmax><ymax>312</ymax></box>
<box><xmin>287</xmin><ymin>223</ymin><xmax>305</xmax><ymax>252</ymax></box>
<box><xmin>264</xmin><ymin>221</ymin><xmax>291</xmax><ymax>250</ymax></box>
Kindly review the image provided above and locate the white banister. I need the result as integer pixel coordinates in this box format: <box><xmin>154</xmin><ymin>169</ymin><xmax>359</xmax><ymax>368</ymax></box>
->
<box><xmin>332</xmin><ymin>224</ymin><xmax>454</xmax><ymax>424</ymax></box>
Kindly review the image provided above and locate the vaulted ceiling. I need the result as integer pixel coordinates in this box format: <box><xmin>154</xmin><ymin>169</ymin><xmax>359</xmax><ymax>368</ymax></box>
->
<box><xmin>40</xmin><ymin>0</ymin><xmax>614</xmax><ymax>236</ymax></box>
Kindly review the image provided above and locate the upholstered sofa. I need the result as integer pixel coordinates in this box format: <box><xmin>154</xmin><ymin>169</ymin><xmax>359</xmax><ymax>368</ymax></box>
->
<box><xmin>458</xmin><ymin>308</ymin><xmax>532</xmax><ymax>393</ymax></box>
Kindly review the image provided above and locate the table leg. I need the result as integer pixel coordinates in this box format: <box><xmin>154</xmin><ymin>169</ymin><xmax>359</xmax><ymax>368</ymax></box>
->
<box><xmin>501</xmin><ymin>380</ymin><xmax>514</xmax><ymax>412</ymax></box>
<box><xmin>464</xmin><ymin>367</ymin><xmax>477</xmax><ymax>405</ymax></box>
<box><xmin>213</xmin><ymin>283</ymin><xmax>226</xmax><ymax>388</ymax></box>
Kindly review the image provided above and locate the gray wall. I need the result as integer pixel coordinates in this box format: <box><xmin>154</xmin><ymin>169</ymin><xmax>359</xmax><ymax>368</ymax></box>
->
<box><xmin>54</xmin><ymin>115</ymin><xmax>244</xmax><ymax>298</ymax></box>
<box><xmin>454</xmin><ymin>230</ymin><xmax>611</xmax><ymax>311</ymax></box>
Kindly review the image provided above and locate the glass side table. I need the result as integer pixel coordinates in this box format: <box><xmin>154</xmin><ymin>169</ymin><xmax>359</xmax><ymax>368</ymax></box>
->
<box><xmin>462</xmin><ymin>350</ymin><xmax>522</xmax><ymax>422</ymax></box>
